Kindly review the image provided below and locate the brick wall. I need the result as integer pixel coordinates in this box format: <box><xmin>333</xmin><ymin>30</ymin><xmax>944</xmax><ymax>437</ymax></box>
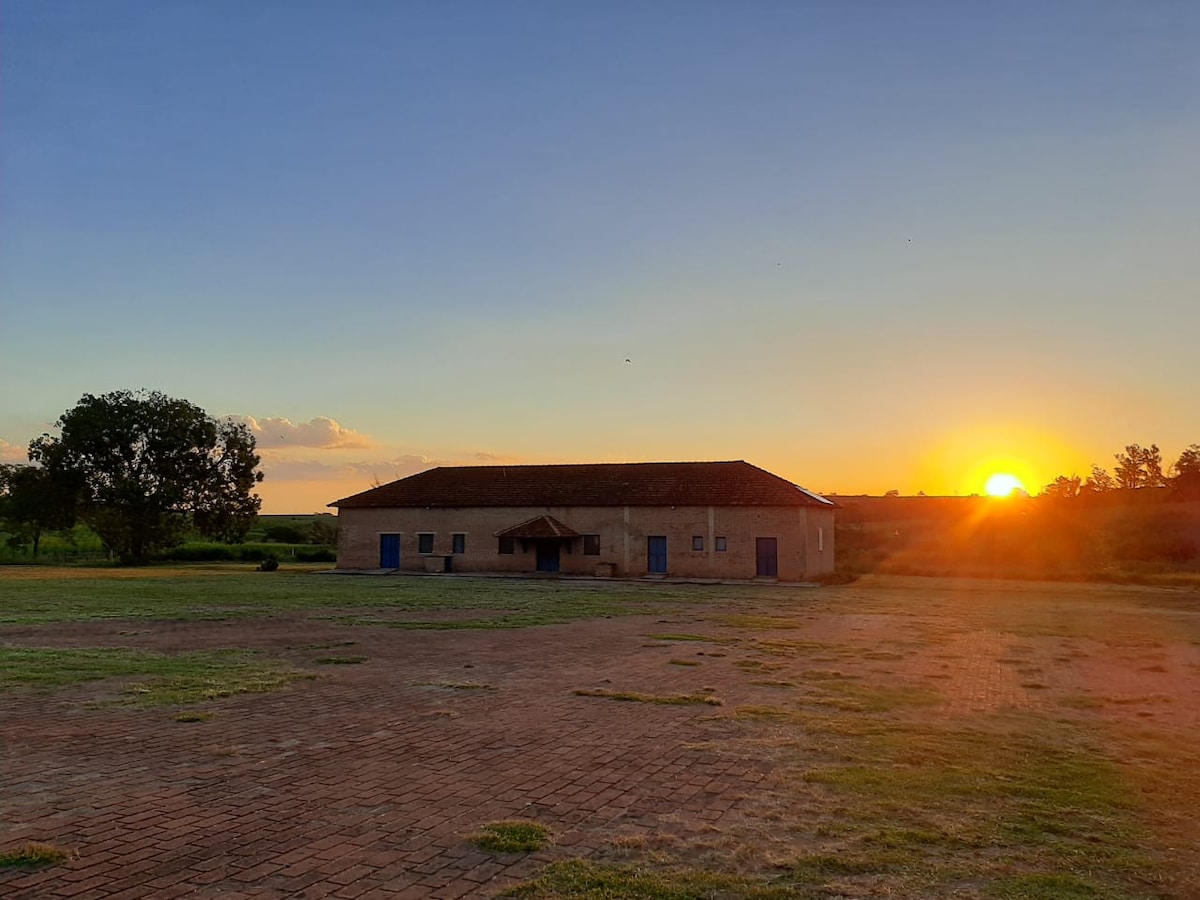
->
<box><xmin>336</xmin><ymin>504</ymin><xmax>835</xmax><ymax>581</ymax></box>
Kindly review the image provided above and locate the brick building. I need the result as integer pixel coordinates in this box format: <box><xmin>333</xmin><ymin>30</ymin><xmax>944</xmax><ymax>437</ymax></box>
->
<box><xmin>330</xmin><ymin>460</ymin><xmax>836</xmax><ymax>581</ymax></box>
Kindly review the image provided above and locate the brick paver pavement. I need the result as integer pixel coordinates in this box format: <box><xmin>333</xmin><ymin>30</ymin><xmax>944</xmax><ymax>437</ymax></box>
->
<box><xmin>6</xmin><ymin>576</ymin><xmax>1199</xmax><ymax>897</ymax></box>
<box><xmin>2</xmin><ymin>614</ymin><xmax>774</xmax><ymax>898</ymax></box>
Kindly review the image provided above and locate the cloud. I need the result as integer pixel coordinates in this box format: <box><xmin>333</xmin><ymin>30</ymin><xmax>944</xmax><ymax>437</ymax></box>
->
<box><xmin>0</xmin><ymin>439</ymin><xmax>27</xmax><ymax>463</ymax></box>
<box><xmin>261</xmin><ymin>454</ymin><xmax>438</xmax><ymax>483</ymax></box>
<box><xmin>232</xmin><ymin>416</ymin><xmax>374</xmax><ymax>450</ymax></box>
<box><xmin>473</xmin><ymin>451</ymin><xmax>517</xmax><ymax>462</ymax></box>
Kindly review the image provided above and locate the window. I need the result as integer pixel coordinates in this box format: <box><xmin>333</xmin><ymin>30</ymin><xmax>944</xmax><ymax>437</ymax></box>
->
<box><xmin>498</xmin><ymin>536</ymin><xmax>515</xmax><ymax>555</ymax></box>
<box><xmin>452</xmin><ymin>533</ymin><xmax>465</xmax><ymax>554</ymax></box>
<box><xmin>417</xmin><ymin>533</ymin><xmax>434</xmax><ymax>554</ymax></box>
<box><xmin>818</xmin><ymin>527</ymin><xmax>824</xmax><ymax>552</ymax></box>
<box><xmin>692</xmin><ymin>535</ymin><xmax>704</xmax><ymax>551</ymax></box>
<box><xmin>715</xmin><ymin>536</ymin><xmax>727</xmax><ymax>552</ymax></box>
<box><xmin>583</xmin><ymin>534</ymin><xmax>601</xmax><ymax>555</ymax></box>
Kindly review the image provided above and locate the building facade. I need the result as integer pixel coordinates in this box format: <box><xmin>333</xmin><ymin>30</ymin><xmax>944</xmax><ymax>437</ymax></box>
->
<box><xmin>330</xmin><ymin>461</ymin><xmax>836</xmax><ymax>581</ymax></box>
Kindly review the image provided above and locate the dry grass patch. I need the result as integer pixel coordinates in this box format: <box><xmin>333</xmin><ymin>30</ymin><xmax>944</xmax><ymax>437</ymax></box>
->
<box><xmin>503</xmin><ymin>859</ymin><xmax>795</xmax><ymax>898</ymax></box>
<box><xmin>711</xmin><ymin>614</ymin><xmax>802</xmax><ymax>630</ymax></box>
<box><xmin>573</xmin><ymin>688</ymin><xmax>722</xmax><ymax>706</ymax></box>
<box><xmin>470</xmin><ymin>820</ymin><xmax>551</xmax><ymax>853</ymax></box>
<box><xmin>173</xmin><ymin>710</ymin><xmax>213</xmax><ymax>723</ymax></box>
<box><xmin>414</xmin><ymin>680</ymin><xmax>497</xmax><ymax>691</ymax></box>
<box><xmin>0</xmin><ymin>842</ymin><xmax>71</xmax><ymax>867</ymax></box>
<box><xmin>645</xmin><ymin>633</ymin><xmax>733</xmax><ymax>644</ymax></box>
<box><xmin>0</xmin><ymin>646</ymin><xmax>311</xmax><ymax>706</ymax></box>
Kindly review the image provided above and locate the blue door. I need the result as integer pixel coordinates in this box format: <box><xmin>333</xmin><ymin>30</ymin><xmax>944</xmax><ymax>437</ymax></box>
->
<box><xmin>647</xmin><ymin>536</ymin><xmax>667</xmax><ymax>573</ymax></box>
<box><xmin>536</xmin><ymin>541</ymin><xmax>560</xmax><ymax>572</ymax></box>
<box><xmin>379</xmin><ymin>533</ymin><xmax>400</xmax><ymax>569</ymax></box>
<box><xmin>756</xmin><ymin>537</ymin><xmax>778</xmax><ymax>577</ymax></box>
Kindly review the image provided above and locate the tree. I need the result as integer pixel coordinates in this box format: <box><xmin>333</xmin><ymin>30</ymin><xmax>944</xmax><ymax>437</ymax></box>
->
<box><xmin>263</xmin><ymin>523</ymin><xmax>307</xmax><ymax>544</ymax></box>
<box><xmin>1083</xmin><ymin>465</ymin><xmax>1116</xmax><ymax>493</ymax></box>
<box><xmin>308</xmin><ymin>515</ymin><xmax>338</xmax><ymax>546</ymax></box>
<box><xmin>1171</xmin><ymin>443</ymin><xmax>1200</xmax><ymax>500</ymax></box>
<box><xmin>1172</xmin><ymin>444</ymin><xmax>1200</xmax><ymax>477</ymax></box>
<box><xmin>29</xmin><ymin>390</ymin><xmax>263</xmax><ymax>564</ymax></box>
<box><xmin>1113</xmin><ymin>443</ymin><xmax>1166</xmax><ymax>490</ymax></box>
<box><xmin>0</xmin><ymin>464</ymin><xmax>78</xmax><ymax>556</ymax></box>
<box><xmin>1041</xmin><ymin>474</ymin><xmax>1081</xmax><ymax>500</ymax></box>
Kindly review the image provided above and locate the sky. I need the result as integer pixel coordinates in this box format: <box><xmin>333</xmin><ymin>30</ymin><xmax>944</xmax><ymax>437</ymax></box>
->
<box><xmin>2</xmin><ymin>1</ymin><xmax>1197</xmax><ymax>513</ymax></box>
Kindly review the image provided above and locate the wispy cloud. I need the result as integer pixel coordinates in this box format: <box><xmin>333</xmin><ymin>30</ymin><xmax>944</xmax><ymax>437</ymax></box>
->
<box><xmin>231</xmin><ymin>416</ymin><xmax>374</xmax><ymax>450</ymax></box>
<box><xmin>261</xmin><ymin>454</ymin><xmax>439</xmax><ymax>483</ymax></box>
<box><xmin>473</xmin><ymin>451</ymin><xmax>516</xmax><ymax>462</ymax></box>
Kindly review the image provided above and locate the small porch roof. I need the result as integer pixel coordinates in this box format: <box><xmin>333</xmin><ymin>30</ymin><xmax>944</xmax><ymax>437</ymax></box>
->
<box><xmin>493</xmin><ymin>515</ymin><xmax>580</xmax><ymax>540</ymax></box>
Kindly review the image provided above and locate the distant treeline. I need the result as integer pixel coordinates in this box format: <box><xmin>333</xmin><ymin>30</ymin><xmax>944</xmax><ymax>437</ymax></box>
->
<box><xmin>0</xmin><ymin>514</ymin><xmax>338</xmax><ymax>566</ymax></box>
<box><xmin>835</xmin><ymin>492</ymin><xmax>1200</xmax><ymax>581</ymax></box>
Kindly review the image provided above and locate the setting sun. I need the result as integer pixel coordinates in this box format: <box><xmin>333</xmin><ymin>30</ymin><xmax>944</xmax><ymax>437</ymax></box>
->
<box><xmin>984</xmin><ymin>473</ymin><xmax>1025</xmax><ymax>497</ymax></box>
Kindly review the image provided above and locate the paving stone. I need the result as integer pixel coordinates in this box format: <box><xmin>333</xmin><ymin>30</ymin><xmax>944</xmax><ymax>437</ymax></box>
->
<box><xmin>5</xmin><ymin>603</ymin><xmax>1051</xmax><ymax>898</ymax></box>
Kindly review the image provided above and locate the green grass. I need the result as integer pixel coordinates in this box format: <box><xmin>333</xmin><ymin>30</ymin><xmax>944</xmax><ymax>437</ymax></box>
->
<box><xmin>314</xmin><ymin>655</ymin><xmax>368</xmax><ymax>665</ymax></box>
<box><xmin>0</xmin><ymin>646</ymin><xmax>309</xmax><ymax>706</ymax></box>
<box><xmin>470</xmin><ymin>820</ymin><xmax>551</xmax><ymax>853</ymax></box>
<box><xmin>790</xmin><ymin>714</ymin><xmax>1152</xmax><ymax>893</ymax></box>
<box><xmin>0</xmin><ymin>842</ymin><xmax>71</xmax><ymax>867</ymax></box>
<box><xmin>0</xmin><ymin>566</ymin><xmax>718</xmax><ymax>627</ymax></box>
<box><xmin>985</xmin><ymin>873</ymin><xmax>1130</xmax><ymax>899</ymax></box>
<box><xmin>503</xmin><ymin>859</ymin><xmax>797</xmax><ymax>898</ymax></box>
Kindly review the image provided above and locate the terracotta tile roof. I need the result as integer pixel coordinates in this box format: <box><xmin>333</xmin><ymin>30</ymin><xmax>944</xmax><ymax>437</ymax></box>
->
<box><xmin>331</xmin><ymin>461</ymin><xmax>835</xmax><ymax>510</ymax></box>
<box><xmin>493</xmin><ymin>515</ymin><xmax>581</xmax><ymax>539</ymax></box>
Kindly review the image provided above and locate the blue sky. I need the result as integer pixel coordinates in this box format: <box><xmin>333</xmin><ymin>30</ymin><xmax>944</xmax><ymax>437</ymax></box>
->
<box><xmin>3</xmin><ymin>2</ymin><xmax>1197</xmax><ymax>511</ymax></box>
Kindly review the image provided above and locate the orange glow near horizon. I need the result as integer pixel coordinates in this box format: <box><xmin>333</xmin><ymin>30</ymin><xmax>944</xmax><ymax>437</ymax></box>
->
<box><xmin>911</xmin><ymin>423</ymin><xmax>1087</xmax><ymax>498</ymax></box>
<box><xmin>984</xmin><ymin>473</ymin><xmax>1026</xmax><ymax>497</ymax></box>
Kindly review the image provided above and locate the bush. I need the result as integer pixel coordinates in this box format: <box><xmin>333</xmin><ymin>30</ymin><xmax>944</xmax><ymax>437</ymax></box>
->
<box><xmin>295</xmin><ymin>547</ymin><xmax>336</xmax><ymax>562</ymax></box>
<box><xmin>263</xmin><ymin>524</ymin><xmax>307</xmax><ymax>544</ymax></box>
<box><xmin>160</xmin><ymin>544</ymin><xmax>237</xmax><ymax>562</ymax></box>
<box><xmin>153</xmin><ymin>542</ymin><xmax>335</xmax><ymax>563</ymax></box>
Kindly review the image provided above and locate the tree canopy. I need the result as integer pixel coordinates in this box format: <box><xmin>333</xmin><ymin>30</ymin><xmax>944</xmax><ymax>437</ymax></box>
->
<box><xmin>1113</xmin><ymin>443</ymin><xmax>1166</xmax><ymax>490</ymax></box>
<box><xmin>1045</xmin><ymin>442</ymin><xmax>1198</xmax><ymax>500</ymax></box>
<box><xmin>28</xmin><ymin>390</ymin><xmax>263</xmax><ymax>564</ymax></box>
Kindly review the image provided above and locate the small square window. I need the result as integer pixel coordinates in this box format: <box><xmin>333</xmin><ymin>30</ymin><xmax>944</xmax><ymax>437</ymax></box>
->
<box><xmin>418</xmin><ymin>533</ymin><xmax>434</xmax><ymax>554</ymax></box>
<box><xmin>498</xmin><ymin>536</ymin><xmax>515</xmax><ymax>555</ymax></box>
<box><xmin>583</xmin><ymin>534</ymin><xmax>601</xmax><ymax>555</ymax></box>
<box><xmin>692</xmin><ymin>535</ymin><xmax>704</xmax><ymax>551</ymax></box>
<box><xmin>715</xmin><ymin>536</ymin><xmax>727</xmax><ymax>552</ymax></box>
<box><xmin>452</xmin><ymin>533</ymin><xmax>465</xmax><ymax>554</ymax></box>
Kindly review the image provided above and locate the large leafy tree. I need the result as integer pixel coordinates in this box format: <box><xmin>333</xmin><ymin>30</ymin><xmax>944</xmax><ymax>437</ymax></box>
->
<box><xmin>29</xmin><ymin>390</ymin><xmax>263</xmax><ymax>564</ymax></box>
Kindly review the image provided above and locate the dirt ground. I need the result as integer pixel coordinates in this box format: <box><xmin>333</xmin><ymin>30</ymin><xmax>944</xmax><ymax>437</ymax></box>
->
<box><xmin>2</xmin><ymin>575</ymin><xmax>1198</xmax><ymax>898</ymax></box>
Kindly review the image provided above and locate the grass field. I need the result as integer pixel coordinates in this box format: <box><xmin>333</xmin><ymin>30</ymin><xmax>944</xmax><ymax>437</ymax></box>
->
<box><xmin>0</xmin><ymin>564</ymin><xmax>706</xmax><ymax>627</ymax></box>
<box><xmin>2</xmin><ymin>567</ymin><xmax>1198</xmax><ymax>897</ymax></box>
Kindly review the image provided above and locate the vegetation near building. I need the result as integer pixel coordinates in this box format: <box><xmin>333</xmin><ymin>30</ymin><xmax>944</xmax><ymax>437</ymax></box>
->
<box><xmin>22</xmin><ymin>389</ymin><xmax>263</xmax><ymax>565</ymax></box>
